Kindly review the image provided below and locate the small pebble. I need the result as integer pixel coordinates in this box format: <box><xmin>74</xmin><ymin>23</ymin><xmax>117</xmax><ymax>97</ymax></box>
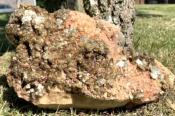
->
<box><xmin>22</xmin><ymin>10</ymin><xmax>37</xmax><ymax>24</ymax></box>
<box><xmin>129</xmin><ymin>94</ymin><xmax>134</xmax><ymax>100</ymax></box>
<box><xmin>150</xmin><ymin>66</ymin><xmax>161</xmax><ymax>80</ymax></box>
<box><xmin>37</xmin><ymin>84</ymin><xmax>44</xmax><ymax>91</ymax></box>
<box><xmin>136</xmin><ymin>58</ymin><xmax>143</xmax><ymax>66</ymax></box>
<box><xmin>29</xmin><ymin>88</ymin><xmax>35</xmax><ymax>93</ymax></box>
<box><xmin>25</xmin><ymin>84</ymin><xmax>31</xmax><ymax>89</ymax></box>
<box><xmin>23</xmin><ymin>72</ymin><xmax>28</xmax><ymax>79</ymax></box>
<box><xmin>116</xmin><ymin>59</ymin><xmax>128</xmax><ymax>68</ymax></box>
<box><xmin>97</xmin><ymin>78</ymin><xmax>106</xmax><ymax>86</ymax></box>
<box><xmin>34</xmin><ymin>16</ymin><xmax>45</xmax><ymax>25</ymax></box>
<box><xmin>136</xmin><ymin>58</ymin><xmax>148</xmax><ymax>70</ymax></box>
<box><xmin>56</xmin><ymin>18</ymin><xmax>63</xmax><ymax>29</ymax></box>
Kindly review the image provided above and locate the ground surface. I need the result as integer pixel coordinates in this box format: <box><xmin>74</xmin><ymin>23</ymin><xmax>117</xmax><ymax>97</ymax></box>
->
<box><xmin>0</xmin><ymin>4</ymin><xmax>175</xmax><ymax>115</ymax></box>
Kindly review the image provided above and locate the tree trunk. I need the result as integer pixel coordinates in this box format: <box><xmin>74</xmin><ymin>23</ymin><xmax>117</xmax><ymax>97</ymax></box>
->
<box><xmin>44</xmin><ymin>0</ymin><xmax>135</xmax><ymax>51</ymax></box>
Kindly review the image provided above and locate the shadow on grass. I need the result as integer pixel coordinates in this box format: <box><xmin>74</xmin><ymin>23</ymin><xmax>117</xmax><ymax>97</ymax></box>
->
<box><xmin>0</xmin><ymin>13</ymin><xmax>15</xmax><ymax>56</ymax></box>
<box><xmin>0</xmin><ymin>29</ymin><xmax>15</xmax><ymax>56</ymax></box>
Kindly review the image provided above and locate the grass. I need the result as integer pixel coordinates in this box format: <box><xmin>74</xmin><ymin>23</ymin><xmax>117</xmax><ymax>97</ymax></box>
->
<box><xmin>134</xmin><ymin>4</ymin><xmax>175</xmax><ymax>73</ymax></box>
<box><xmin>136</xmin><ymin>4</ymin><xmax>175</xmax><ymax>16</ymax></box>
<box><xmin>0</xmin><ymin>4</ymin><xmax>175</xmax><ymax>115</ymax></box>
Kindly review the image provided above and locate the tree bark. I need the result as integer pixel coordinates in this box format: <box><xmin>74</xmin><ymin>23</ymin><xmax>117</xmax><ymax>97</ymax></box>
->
<box><xmin>44</xmin><ymin>0</ymin><xmax>135</xmax><ymax>51</ymax></box>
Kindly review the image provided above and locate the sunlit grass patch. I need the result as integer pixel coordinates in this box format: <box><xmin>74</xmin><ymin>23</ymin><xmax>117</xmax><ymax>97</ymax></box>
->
<box><xmin>134</xmin><ymin>5</ymin><xmax>175</xmax><ymax>73</ymax></box>
<box><xmin>136</xmin><ymin>4</ymin><xmax>175</xmax><ymax>17</ymax></box>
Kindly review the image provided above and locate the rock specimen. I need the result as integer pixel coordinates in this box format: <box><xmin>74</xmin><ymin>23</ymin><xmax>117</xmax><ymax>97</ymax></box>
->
<box><xmin>5</xmin><ymin>6</ymin><xmax>174</xmax><ymax>109</ymax></box>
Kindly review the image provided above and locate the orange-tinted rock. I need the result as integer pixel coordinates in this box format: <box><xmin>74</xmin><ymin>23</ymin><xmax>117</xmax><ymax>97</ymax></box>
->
<box><xmin>5</xmin><ymin>6</ymin><xmax>174</xmax><ymax>109</ymax></box>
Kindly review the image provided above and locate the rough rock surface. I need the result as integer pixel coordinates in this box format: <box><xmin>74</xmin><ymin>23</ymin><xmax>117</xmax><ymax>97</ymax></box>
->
<box><xmin>43</xmin><ymin>0</ymin><xmax>135</xmax><ymax>52</ymax></box>
<box><xmin>5</xmin><ymin>6</ymin><xmax>174</xmax><ymax>109</ymax></box>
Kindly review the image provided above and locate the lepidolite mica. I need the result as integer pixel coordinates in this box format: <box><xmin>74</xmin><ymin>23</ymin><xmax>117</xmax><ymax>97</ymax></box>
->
<box><xmin>5</xmin><ymin>6</ymin><xmax>174</xmax><ymax>109</ymax></box>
